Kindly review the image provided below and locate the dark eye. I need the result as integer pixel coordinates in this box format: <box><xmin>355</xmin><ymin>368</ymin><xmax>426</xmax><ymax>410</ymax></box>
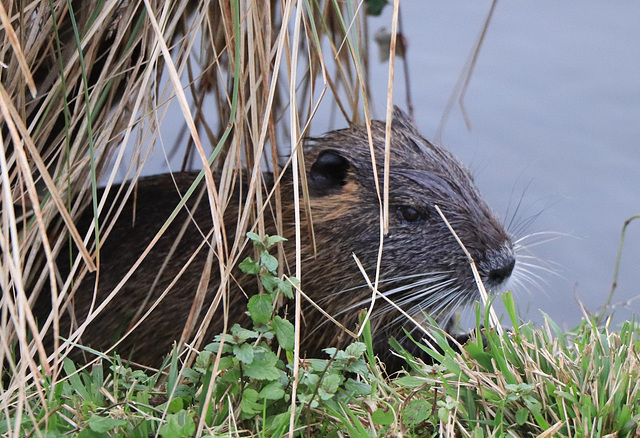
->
<box><xmin>397</xmin><ymin>206</ymin><xmax>422</xmax><ymax>224</ymax></box>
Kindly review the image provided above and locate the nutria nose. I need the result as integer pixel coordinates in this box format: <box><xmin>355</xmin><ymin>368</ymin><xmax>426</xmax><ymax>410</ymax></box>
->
<box><xmin>486</xmin><ymin>256</ymin><xmax>516</xmax><ymax>286</ymax></box>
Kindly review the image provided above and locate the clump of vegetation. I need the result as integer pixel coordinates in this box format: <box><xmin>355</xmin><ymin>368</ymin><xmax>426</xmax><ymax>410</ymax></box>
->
<box><xmin>393</xmin><ymin>293</ymin><xmax>640</xmax><ymax>436</ymax></box>
<box><xmin>5</xmin><ymin>302</ymin><xmax>640</xmax><ymax>436</ymax></box>
<box><xmin>1</xmin><ymin>233</ymin><xmax>382</xmax><ymax>437</ymax></box>
<box><xmin>3</xmin><ymin>233</ymin><xmax>640</xmax><ymax>436</ymax></box>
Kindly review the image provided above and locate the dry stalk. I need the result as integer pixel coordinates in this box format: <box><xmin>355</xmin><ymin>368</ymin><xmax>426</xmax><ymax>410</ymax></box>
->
<box><xmin>1</xmin><ymin>0</ymin><xmax>379</xmax><ymax>435</ymax></box>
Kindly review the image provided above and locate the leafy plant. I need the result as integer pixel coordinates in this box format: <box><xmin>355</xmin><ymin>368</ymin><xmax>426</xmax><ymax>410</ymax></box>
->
<box><xmin>2</xmin><ymin>233</ymin><xmax>380</xmax><ymax>437</ymax></box>
<box><xmin>239</xmin><ymin>232</ymin><xmax>296</xmax><ymax>326</ymax></box>
<box><xmin>179</xmin><ymin>233</ymin><xmax>376</xmax><ymax>432</ymax></box>
<box><xmin>389</xmin><ymin>293</ymin><xmax>640</xmax><ymax>437</ymax></box>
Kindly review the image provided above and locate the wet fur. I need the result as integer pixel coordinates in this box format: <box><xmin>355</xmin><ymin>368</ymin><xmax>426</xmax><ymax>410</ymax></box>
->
<box><xmin>38</xmin><ymin>108</ymin><xmax>515</xmax><ymax>367</ymax></box>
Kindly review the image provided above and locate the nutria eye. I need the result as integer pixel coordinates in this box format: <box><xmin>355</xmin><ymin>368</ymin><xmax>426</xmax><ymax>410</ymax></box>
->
<box><xmin>397</xmin><ymin>206</ymin><xmax>421</xmax><ymax>224</ymax></box>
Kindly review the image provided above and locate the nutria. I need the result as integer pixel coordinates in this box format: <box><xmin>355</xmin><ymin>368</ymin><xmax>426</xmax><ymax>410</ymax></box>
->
<box><xmin>37</xmin><ymin>108</ymin><xmax>515</xmax><ymax>368</ymax></box>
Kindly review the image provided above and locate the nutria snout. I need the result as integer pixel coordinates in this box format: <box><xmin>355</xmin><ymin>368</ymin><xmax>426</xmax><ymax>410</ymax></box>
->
<box><xmin>38</xmin><ymin>107</ymin><xmax>515</xmax><ymax>367</ymax></box>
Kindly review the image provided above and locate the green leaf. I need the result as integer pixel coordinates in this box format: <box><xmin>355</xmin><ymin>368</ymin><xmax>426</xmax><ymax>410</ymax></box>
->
<box><xmin>371</xmin><ymin>407</ymin><xmax>395</xmax><ymax>426</ymax></box>
<box><xmin>344</xmin><ymin>342</ymin><xmax>367</xmax><ymax>358</ymax></box>
<box><xmin>326</xmin><ymin>403</ymin><xmax>371</xmax><ymax>437</ymax></box>
<box><xmin>247</xmin><ymin>294</ymin><xmax>273</xmax><ymax>325</ymax></box>
<box><xmin>271</xmin><ymin>316</ymin><xmax>295</xmax><ymax>351</ymax></box>
<box><xmin>88</xmin><ymin>415</ymin><xmax>127</xmax><ymax>433</ymax></box>
<box><xmin>259</xmin><ymin>381</ymin><xmax>285</xmax><ymax>400</ymax></box>
<box><xmin>403</xmin><ymin>400</ymin><xmax>432</xmax><ymax>428</ymax></box>
<box><xmin>181</xmin><ymin>367</ymin><xmax>201</xmax><ymax>382</ymax></box>
<box><xmin>540</xmin><ymin>311</ymin><xmax>568</xmax><ymax>354</ymax></box>
<box><xmin>266</xmin><ymin>235</ymin><xmax>287</xmax><ymax>248</ymax></box>
<box><xmin>158</xmin><ymin>411</ymin><xmax>196</xmax><ymax>438</ymax></box>
<box><xmin>345</xmin><ymin>378</ymin><xmax>372</xmax><ymax>396</ymax></box>
<box><xmin>193</xmin><ymin>351</ymin><xmax>212</xmax><ymax>373</ymax></box>
<box><xmin>277</xmin><ymin>277</ymin><xmax>294</xmax><ymax>299</ymax></box>
<box><xmin>438</xmin><ymin>407</ymin><xmax>449</xmax><ymax>422</ymax></box>
<box><xmin>306</xmin><ymin>359</ymin><xmax>329</xmax><ymax>372</ymax></box>
<box><xmin>260</xmin><ymin>251</ymin><xmax>278</xmax><ymax>273</ymax></box>
<box><xmin>233</xmin><ymin>343</ymin><xmax>254</xmax><ymax>364</ymax></box>
<box><xmin>346</xmin><ymin>359</ymin><xmax>369</xmax><ymax>375</ymax></box>
<box><xmin>263</xmin><ymin>411</ymin><xmax>292</xmax><ymax>435</ymax></box>
<box><xmin>301</xmin><ymin>372</ymin><xmax>321</xmax><ymax>387</ymax></box>
<box><xmin>323</xmin><ymin>347</ymin><xmax>338</xmax><ymax>357</ymax></box>
<box><xmin>238</xmin><ymin>257</ymin><xmax>261</xmax><ymax>275</ymax></box>
<box><xmin>393</xmin><ymin>376</ymin><xmax>426</xmax><ymax>389</ymax></box>
<box><xmin>246</xmin><ymin>231</ymin><xmax>263</xmax><ymax>245</ymax></box>
<box><xmin>78</xmin><ymin>429</ymin><xmax>108</xmax><ymax>438</ymax></box>
<box><xmin>260</xmin><ymin>272</ymin><xmax>279</xmax><ymax>294</ymax></box>
<box><xmin>207</xmin><ymin>333</ymin><xmax>234</xmax><ymax>347</ymax></box>
<box><xmin>173</xmin><ymin>384</ymin><xmax>195</xmax><ymax>400</ymax></box>
<box><xmin>318</xmin><ymin>374</ymin><xmax>343</xmax><ymax>400</ymax></box>
<box><xmin>244</xmin><ymin>350</ymin><xmax>281</xmax><ymax>381</ymax></box>
<box><xmin>231</xmin><ymin>324</ymin><xmax>259</xmax><ymax>342</ymax></box>
<box><xmin>165</xmin><ymin>397</ymin><xmax>184</xmax><ymax>414</ymax></box>
<box><xmin>240</xmin><ymin>388</ymin><xmax>262</xmax><ymax>415</ymax></box>
<box><xmin>63</xmin><ymin>359</ymin><xmax>91</xmax><ymax>400</ymax></box>
<box><xmin>90</xmin><ymin>361</ymin><xmax>104</xmax><ymax>401</ymax></box>
<box><xmin>464</xmin><ymin>341</ymin><xmax>493</xmax><ymax>370</ymax></box>
<box><xmin>516</xmin><ymin>408</ymin><xmax>529</xmax><ymax>425</ymax></box>
<box><xmin>215</xmin><ymin>356</ymin><xmax>235</xmax><ymax>372</ymax></box>
<box><xmin>502</xmin><ymin>291</ymin><xmax>519</xmax><ymax>335</ymax></box>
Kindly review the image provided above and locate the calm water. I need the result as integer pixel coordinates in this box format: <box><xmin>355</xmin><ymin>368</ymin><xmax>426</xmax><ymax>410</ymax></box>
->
<box><xmin>124</xmin><ymin>2</ymin><xmax>640</xmax><ymax>329</ymax></box>
<box><xmin>362</xmin><ymin>1</ymin><xmax>640</xmax><ymax>328</ymax></box>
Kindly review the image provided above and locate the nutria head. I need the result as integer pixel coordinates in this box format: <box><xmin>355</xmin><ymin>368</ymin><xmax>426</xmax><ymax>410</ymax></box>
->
<box><xmin>297</xmin><ymin>108</ymin><xmax>515</xmax><ymax>350</ymax></box>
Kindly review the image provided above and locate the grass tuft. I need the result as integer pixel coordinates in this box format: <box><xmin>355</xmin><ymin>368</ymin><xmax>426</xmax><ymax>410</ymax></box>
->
<box><xmin>4</xmin><ymin>294</ymin><xmax>640</xmax><ymax>436</ymax></box>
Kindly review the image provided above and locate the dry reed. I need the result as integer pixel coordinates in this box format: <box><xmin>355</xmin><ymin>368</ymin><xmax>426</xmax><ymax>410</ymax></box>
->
<box><xmin>0</xmin><ymin>0</ymin><xmax>385</xmax><ymax>433</ymax></box>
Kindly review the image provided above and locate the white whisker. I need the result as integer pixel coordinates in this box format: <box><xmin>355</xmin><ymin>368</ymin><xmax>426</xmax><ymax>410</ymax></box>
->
<box><xmin>514</xmin><ymin>231</ymin><xmax>568</xmax><ymax>248</ymax></box>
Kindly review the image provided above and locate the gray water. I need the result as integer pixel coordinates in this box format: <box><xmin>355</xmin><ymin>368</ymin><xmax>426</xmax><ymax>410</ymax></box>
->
<box><xmin>123</xmin><ymin>1</ymin><xmax>640</xmax><ymax>330</ymax></box>
<box><xmin>364</xmin><ymin>1</ymin><xmax>640</xmax><ymax>328</ymax></box>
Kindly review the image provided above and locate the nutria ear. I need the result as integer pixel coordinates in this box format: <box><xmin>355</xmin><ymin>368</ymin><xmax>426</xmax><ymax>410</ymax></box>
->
<box><xmin>308</xmin><ymin>149</ymin><xmax>351</xmax><ymax>196</ymax></box>
<box><xmin>391</xmin><ymin>106</ymin><xmax>418</xmax><ymax>131</ymax></box>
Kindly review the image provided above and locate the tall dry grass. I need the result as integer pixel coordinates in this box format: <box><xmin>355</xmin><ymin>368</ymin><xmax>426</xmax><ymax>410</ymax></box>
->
<box><xmin>0</xmin><ymin>0</ymin><xmax>395</xmax><ymax>431</ymax></box>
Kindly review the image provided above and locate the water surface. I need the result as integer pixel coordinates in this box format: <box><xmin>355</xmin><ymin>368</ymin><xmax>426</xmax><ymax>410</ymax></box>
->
<box><xmin>366</xmin><ymin>1</ymin><xmax>640</xmax><ymax>328</ymax></box>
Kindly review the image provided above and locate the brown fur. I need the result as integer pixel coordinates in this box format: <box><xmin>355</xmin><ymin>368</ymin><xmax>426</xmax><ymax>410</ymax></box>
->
<box><xmin>38</xmin><ymin>108</ymin><xmax>515</xmax><ymax>367</ymax></box>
